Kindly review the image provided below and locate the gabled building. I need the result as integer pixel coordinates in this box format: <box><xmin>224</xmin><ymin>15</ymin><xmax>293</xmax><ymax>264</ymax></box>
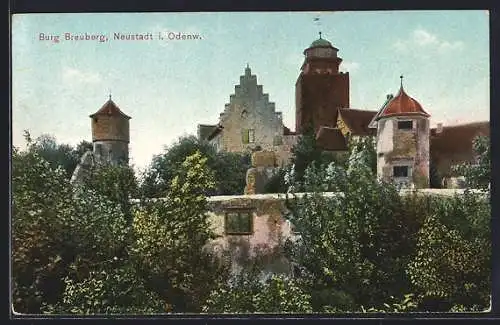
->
<box><xmin>197</xmin><ymin>33</ymin><xmax>489</xmax><ymax>189</ymax></box>
<box><xmin>198</xmin><ymin>65</ymin><xmax>297</xmax><ymax>166</ymax></box>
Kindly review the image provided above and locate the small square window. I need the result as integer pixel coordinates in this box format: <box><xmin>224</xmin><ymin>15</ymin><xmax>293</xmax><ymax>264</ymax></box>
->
<box><xmin>242</xmin><ymin>129</ymin><xmax>255</xmax><ymax>144</ymax></box>
<box><xmin>225</xmin><ymin>210</ymin><xmax>253</xmax><ymax>235</ymax></box>
<box><xmin>398</xmin><ymin>121</ymin><xmax>413</xmax><ymax>130</ymax></box>
<box><xmin>273</xmin><ymin>135</ymin><xmax>283</xmax><ymax>146</ymax></box>
<box><xmin>393</xmin><ymin>166</ymin><xmax>409</xmax><ymax>178</ymax></box>
<box><xmin>248</xmin><ymin>129</ymin><xmax>255</xmax><ymax>143</ymax></box>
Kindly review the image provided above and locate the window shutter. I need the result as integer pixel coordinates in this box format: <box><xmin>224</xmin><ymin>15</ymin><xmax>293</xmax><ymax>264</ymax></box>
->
<box><xmin>242</xmin><ymin>129</ymin><xmax>249</xmax><ymax>144</ymax></box>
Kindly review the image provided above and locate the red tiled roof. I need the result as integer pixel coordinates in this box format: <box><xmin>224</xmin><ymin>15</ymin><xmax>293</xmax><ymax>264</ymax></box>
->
<box><xmin>430</xmin><ymin>121</ymin><xmax>490</xmax><ymax>157</ymax></box>
<box><xmin>376</xmin><ymin>87</ymin><xmax>429</xmax><ymax>120</ymax></box>
<box><xmin>89</xmin><ymin>99</ymin><xmax>131</xmax><ymax>119</ymax></box>
<box><xmin>338</xmin><ymin>108</ymin><xmax>377</xmax><ymax>136</ymax></box>
<box><xmin>315</xmin><ymin>126</ymin><xmax>348</xmax><ymax>151</ymax></box>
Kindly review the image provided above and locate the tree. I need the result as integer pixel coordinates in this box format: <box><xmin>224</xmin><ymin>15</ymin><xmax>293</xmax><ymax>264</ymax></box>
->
<box><xmin>13</xmin><ymin>135</ymin><xmax>160</xmax><ymax>314</ymax></box>
<box><xmin>73</xmin><ymin>140</ymin><xmax>94</xmax><ymax>158</ymax></box>
<box><xmin>22</xmin><ymin>131</ymin><xmax>93</xmax><ymax>179</ymax></box>
<box><xmin>346</xmin><ymin>136</ymin><xmax>376</xmax><ymax>175</ymax></box>
<box><xmin>12</xmin><ymin>144</ymin><xmax>137</xmax><ymax>313</ymax></box>
<box><xmin>407</xmin><ymin>190</ymin><xmax>490</xmax><ymax>311</ymax></box>
<box><xmin>203</xmin><ymin>272</ymin><xmax>313</xmax><ymax>313</ymax></box>
<box><xmin>80</xmin><ymin>162</ymin><xmax>139</xmax><ymax>224</ymax></box>
<box><xmin>42</xmin><ymin>260</ymin><xmax>165</xmax><ymax>314</ymax></box>
<box><xmin>131</xmin><ymin>151</ymin><xmax>230</xmax><ymax>312</ymax></box>
<box><xmin>284</xmin><ymin>151</ymin><xmax>427</xmax><ymax>311</ymax></box>
<box><xmin>285</xmin><ymin>127</ymin><xmax>350</xmax><ymax>193</ymax></box>
<box><xmin>12</xmin><ymin>145</ymin><xmax>75</xmax><ymax>313</ymax></box>
<box><xmin>140</xmin><ymin>135</ymin><xmax>250</xmax><ymax>197</ymax></box>
<box><xmin>452</xmin><ymin>135</ymin><xmax>490</xmax><ymax>190</ymax></box>
<box><xmin>263</xmin><ymin>167</ymin><xmax>289</xmax><ymax>194</ymax></box>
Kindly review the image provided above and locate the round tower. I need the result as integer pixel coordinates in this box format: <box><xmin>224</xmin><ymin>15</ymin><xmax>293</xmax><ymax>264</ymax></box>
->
<box><xmin>296</xmin><ymin>32</ymin><xmax>350</xmax><ymax>134</ymax></box>
<box><xmin>373</xmin><ymin>77</ymin><xmax>430</xmax><ymax>189</ymax></box>
<box><xmin>89</xmin><ymin>96</ymin><xmax>131</xmax><ymax>165</ymax></box>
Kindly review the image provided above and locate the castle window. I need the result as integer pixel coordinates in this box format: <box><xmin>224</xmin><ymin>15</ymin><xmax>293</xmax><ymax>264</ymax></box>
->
<box><xmin>273</xmin><ymin>135</ymin><xmax>283</xmax><ymax>146</ymax></box>
<box><xmin>393</xmin><ymin>166</ymin><xmax>410</xmax><ymax>178</ymax></box>
<box><xmin>242</xmin><ymin>129</ymin><xmax>255</xmax><ymax>144</ymax></box>
<box><xmin>225</xmin><ymin>209</ymin><xmax>253</xmax><ymax>235</ymax></box>
<box><xmin>398</xmin><ymin>120</ymin><xmax>413</xmax><ymax>130</ymax></box>
<box><xmin>248</xmin><ymin>129</ymin><xmax>255</xmax><ymax>143</ymax></box>
<box><xmin>95</xmin><ymin>144</ymin><xmax>103</xmax><ymax>156</ymax></box>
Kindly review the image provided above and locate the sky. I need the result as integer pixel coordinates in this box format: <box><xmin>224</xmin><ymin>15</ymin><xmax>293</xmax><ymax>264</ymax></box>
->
<box><xmin>11</xmin><ymin>11</ymin><xmax>490</xmax><ymax>172</ymax></box>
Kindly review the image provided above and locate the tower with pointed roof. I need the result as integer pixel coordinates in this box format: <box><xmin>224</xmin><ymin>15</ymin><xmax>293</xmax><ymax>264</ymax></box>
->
<box><xmin>295</xmin><ymin>32</ymin><xmax>350</xmax><ymax>134</ymax></box>
<box><xmin>370</xmin><ymin>77</ymin><xmax>431</xmax><ymax>188</ymax></box>
<box><xmin>89</xmin><ymin>96</ymin><xmax>131</xmax><ymax>165</ymax></box>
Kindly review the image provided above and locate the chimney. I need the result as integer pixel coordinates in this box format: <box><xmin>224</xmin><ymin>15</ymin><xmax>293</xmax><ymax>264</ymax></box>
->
<box><xmin>437</xmin><ymin>123</ymin><xmax>443</xmax><ymax>134</ymax></box>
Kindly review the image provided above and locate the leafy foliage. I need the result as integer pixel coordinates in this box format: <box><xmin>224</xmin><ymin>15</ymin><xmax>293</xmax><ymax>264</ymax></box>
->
<box><xmin>12</xmin><ymin>144</ymin><xmax>135</xmax><ymax>313</ymax></box>
<box><xmin>13</xmin><ymin>134</ymin><xmax>159</xmax><ymax>314</ymax></box>
<box><xmin>283</xmin><ymin>138</ymin><xmax>490</xmax><ymax>311</ymax></box>
<box><xmin>80</xmin><ymin>162</ymin><xmax>139</xmax><ymax>224</ymax></box>
<box><xmin>263</xmin><ymin>167</ymin><xmax>289</xmax><ymax>193</ymax></box>
<box><xmin>452</xmin><ymin>135</ymin><xmax>490</xmax><ymax>190</ymax></box>
<box><xmin>289</xmin><ymin>127</ymin><xmax>348</xmax><ymax>192</ymax></box>
<box><xmin>131</xmin><ymin>151</ymin><xmax>230</xmax><ymax>312</ymax></box>
<box><xmin>23</xmin><ymin>131</ymin><xmax>93</xmax><ymax>178</ymax></box>
<box><xmin>407</xmin><ymin>190</ymin><xmax>490</xmax><ymax>311</ymax></box>
<box><xmin>42</xmin><ymin>261</ymin><xmax>165</xmax><ymax>314</ymax></box>
<box><xmin>362</xmin><ymin>294</ymin><xmax>418</xmax><ymax>313</ymax></box>
<box><xmin>13</xmin><ymin>129</ymin><xmax>491</xmax><ymax>314</ymax></box>
<box><xmin>203</xmin><ymin>271</ymin><xmax>313</xmax><ymax>313</ymax></box>
<box><xmin>140</xmin><ymin>135</ymin><xmax>250</xmax><ymax>197</ymax></box>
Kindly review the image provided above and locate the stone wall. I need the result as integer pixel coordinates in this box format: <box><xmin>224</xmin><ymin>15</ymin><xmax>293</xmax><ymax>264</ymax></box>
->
<box><xmin>205</xmin><ymin>194</ymin><xmax>294</xmax><ymax>276</ymax></box>
<box><xmin>130</xmin><ymin>189</ymin><xmax>486</xmax><ymax>277</ymax></box>
<box><xmin>93</xmin><ymin>140</ymin><xmax>129</xmax><ymax>165</ymax></box>
<box><xmin>244</xmin><ymin>151</ymin><xmax>279</xmax><ymax>195</ymax></box>
<box><xmin>91</xmin><ymin>115</ymin><xmax>130</xmax><ymax>142</ymax></box>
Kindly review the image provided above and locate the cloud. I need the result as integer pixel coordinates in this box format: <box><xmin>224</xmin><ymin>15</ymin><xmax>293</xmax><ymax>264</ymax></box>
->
<box><xmin>413</xmin><ymin>29</ymin><xmax>438</xmax><ymax>46</ymax></box>
<box><xmin>340</xmin><ymin>61</ymin><xmax>360</xmax><ymax>73</ymax></box>
<box><xmin>62</xmin><ymin>67</ymin><xmax>101</xmax><ymax>84</ymax></box>
<box><xmin>393</xmin><ymin>28</ymin><xmax>464</xmax><ymax>53</ymax></box>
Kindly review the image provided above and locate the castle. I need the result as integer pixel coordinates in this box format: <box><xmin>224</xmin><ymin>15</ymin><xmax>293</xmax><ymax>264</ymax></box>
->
<box><xmin>72</xmin><ymin>33</ymin><xmax>489</xmax><ymax>190</ymax></box>
<box><xmin>69</xmin><ymin>33</ymin><xmax>490</xmax><ymax>276</ymax></box>
<box><xmin>198</xmin><ymin>33</ymin><xmax>489</xmax><ymax>189</ymax></box>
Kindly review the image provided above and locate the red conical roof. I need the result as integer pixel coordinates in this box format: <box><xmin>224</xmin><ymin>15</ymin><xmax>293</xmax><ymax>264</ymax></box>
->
<box><xmin>375</xmin><ymin>86</ymin><xmax>430</xmax><ymax>120</ymax></box>
<box><xmin>89</xmin><ymin>99</ymin><xmax>131</xmax><ymax>119</ymax></box>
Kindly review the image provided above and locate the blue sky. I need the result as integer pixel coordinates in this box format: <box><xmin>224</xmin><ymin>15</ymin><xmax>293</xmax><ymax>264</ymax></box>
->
<box><xmin>11</xmin><ymin>11</ymin><xmax>490</xmax><ymax>171</ymax></box>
